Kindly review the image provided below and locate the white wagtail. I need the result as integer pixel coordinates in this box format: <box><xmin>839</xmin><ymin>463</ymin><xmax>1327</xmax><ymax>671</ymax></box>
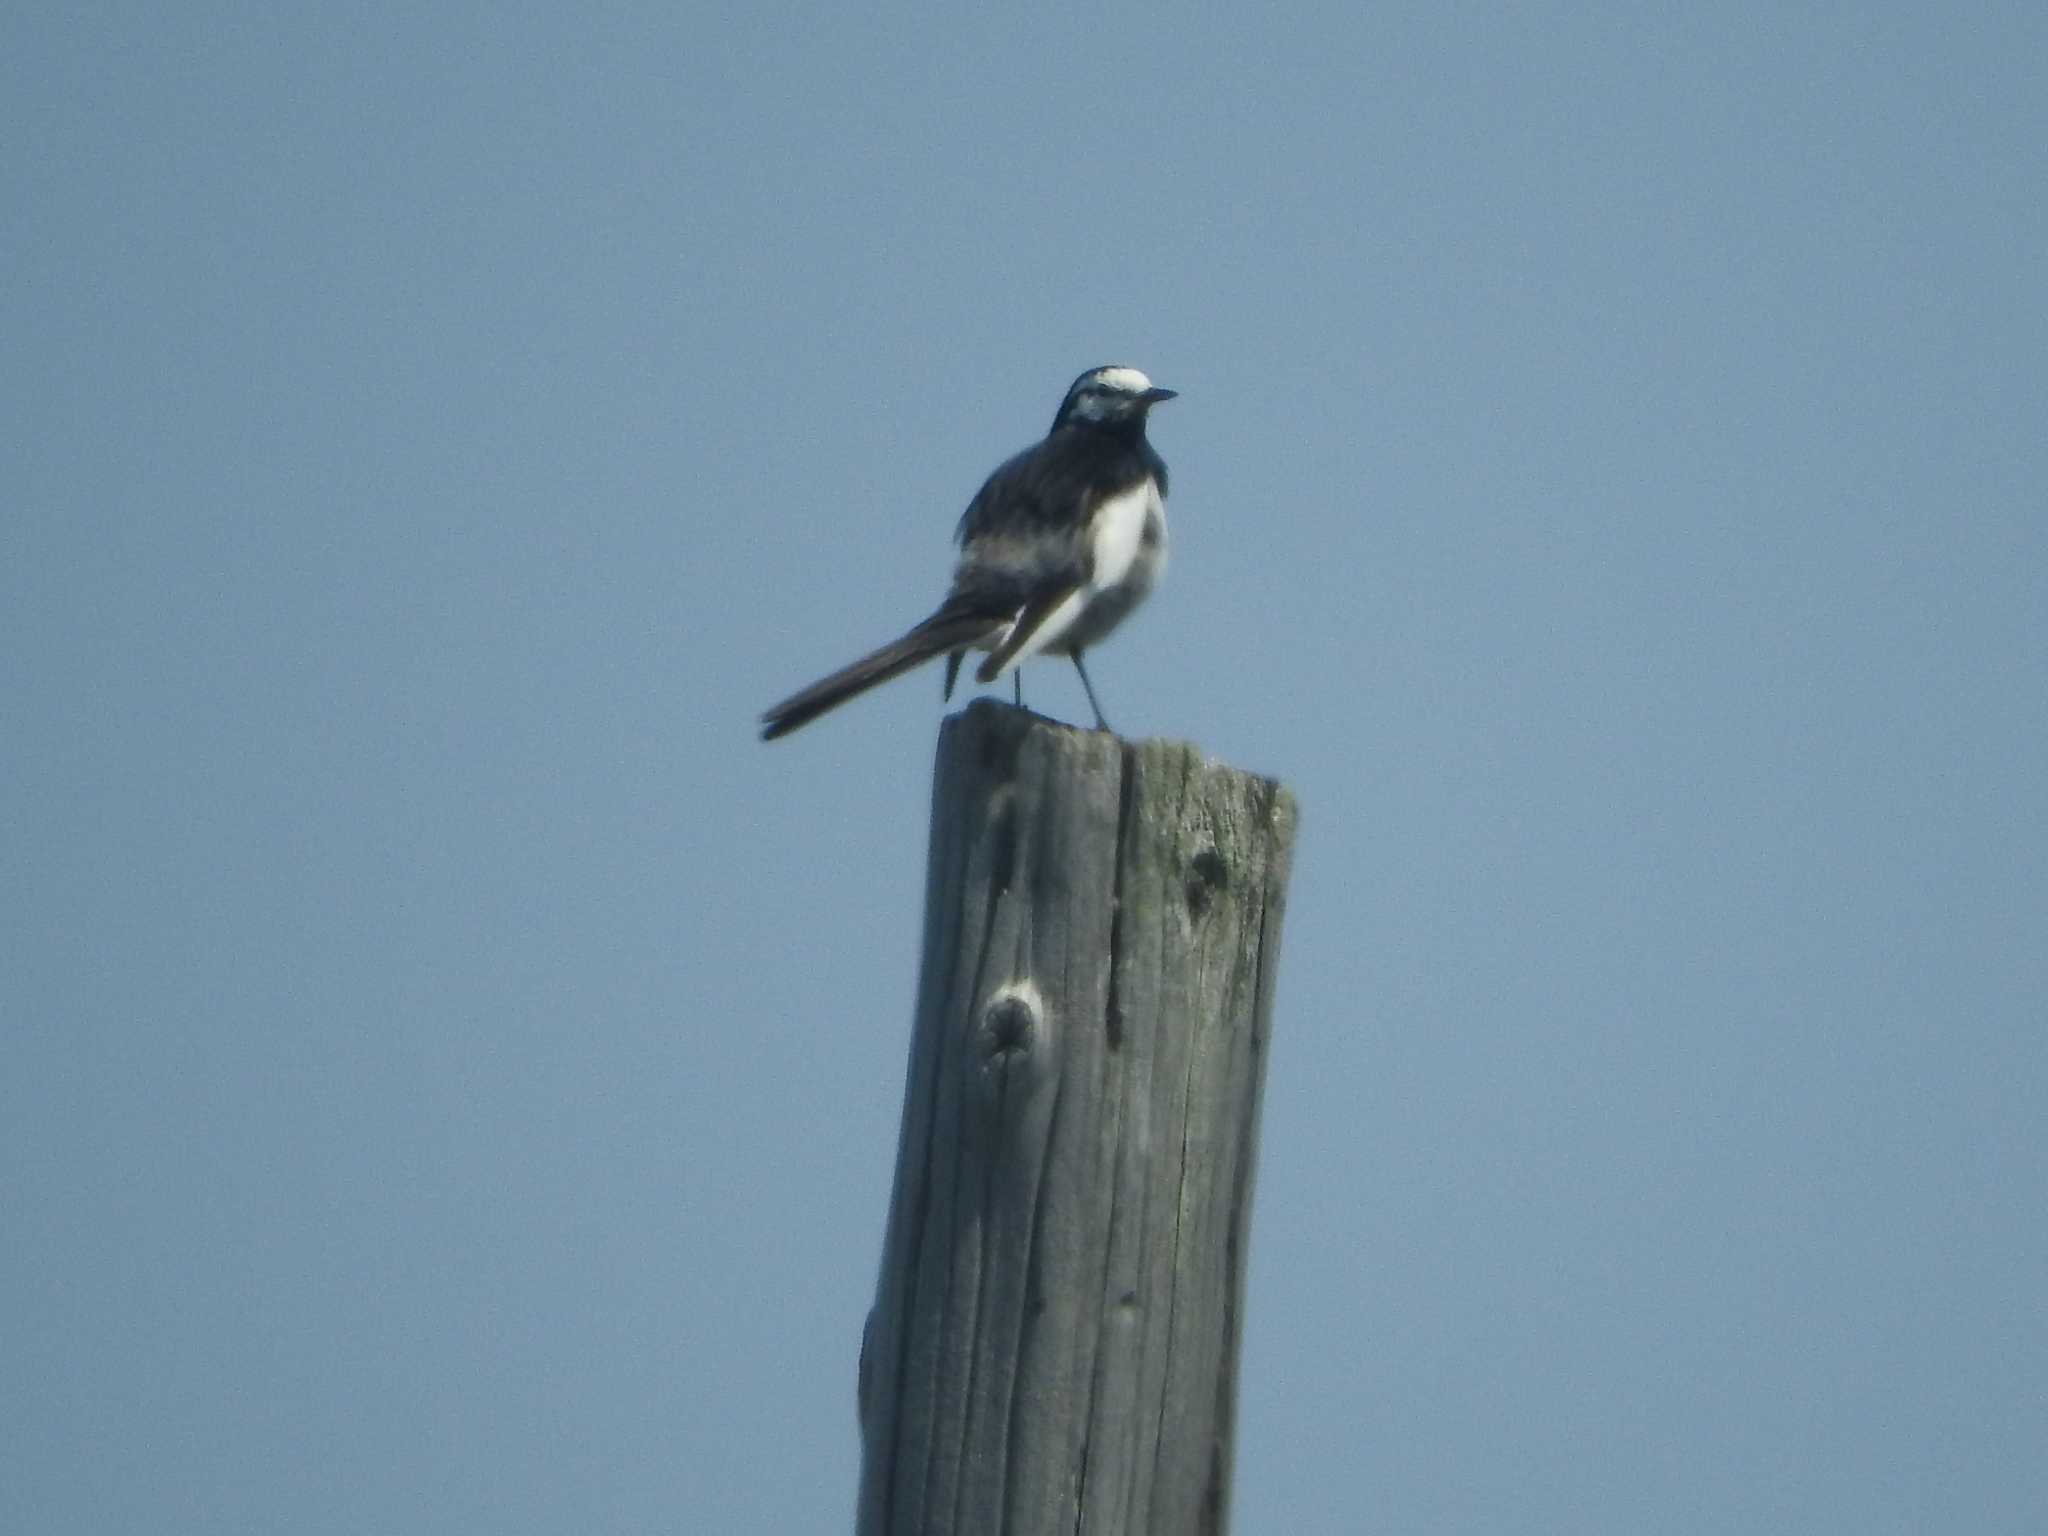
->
<box><xmin>760</xmin><ymin>364</ymin><xmax>1177</xmax><ymax>741</ymax></box>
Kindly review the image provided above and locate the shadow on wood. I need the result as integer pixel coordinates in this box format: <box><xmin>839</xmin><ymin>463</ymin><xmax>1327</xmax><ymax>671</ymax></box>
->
<box><xmin>856</xmin><ymin>700</ymin><xmax>1298</xmax><ymax>1536</ymax></box>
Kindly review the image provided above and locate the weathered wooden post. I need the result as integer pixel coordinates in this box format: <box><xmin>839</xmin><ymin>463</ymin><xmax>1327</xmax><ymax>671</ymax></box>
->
<box><xmin>855</xmin><ymin>700</ymin><xmax>1298</xmax><ymax>1536</ymax></box>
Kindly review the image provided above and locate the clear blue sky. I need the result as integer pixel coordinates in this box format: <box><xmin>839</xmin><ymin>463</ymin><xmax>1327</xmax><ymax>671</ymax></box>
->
<box><xmin>6</xmin><ymin>5</ymin><xmax>2044</xmax><ymax>1532</ymax></box>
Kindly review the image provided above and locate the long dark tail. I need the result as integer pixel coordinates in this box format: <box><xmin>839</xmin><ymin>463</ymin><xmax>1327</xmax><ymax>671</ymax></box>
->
<box><xmin>761</xmin><ymin>612</ymin><xmax>994</xmax><ymax>741</ymax></box>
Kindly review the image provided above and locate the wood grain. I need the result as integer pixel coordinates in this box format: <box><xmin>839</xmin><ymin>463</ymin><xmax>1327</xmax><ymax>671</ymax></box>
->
<box><xmin>856</xmin><ymin>701</ymin><xmax>1298</xmax><ymax>1536</ymax></box>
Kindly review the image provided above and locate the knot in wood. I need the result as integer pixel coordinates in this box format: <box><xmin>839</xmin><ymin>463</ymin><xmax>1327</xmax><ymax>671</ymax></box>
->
<box><xmin>974</xmin><ymin>980</ymin><xmax>1044</xmax><ymax>1079</ymax></box>
<box><xmin>1185</xmin><ymin>844</ymin><xmax>1229</xmax><ymax>919</ymax></box>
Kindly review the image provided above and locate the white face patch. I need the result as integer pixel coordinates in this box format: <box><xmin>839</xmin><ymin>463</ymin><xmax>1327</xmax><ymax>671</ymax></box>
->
<box><xmin>1064</xmin><ymin>366</ymin><xmax>1160</xmax><ymax>425</ymax></box>
<box><xmin>1090</xmin><ymin>366</ymin><xmax>1154</xmax><ymax>396</ymax></box>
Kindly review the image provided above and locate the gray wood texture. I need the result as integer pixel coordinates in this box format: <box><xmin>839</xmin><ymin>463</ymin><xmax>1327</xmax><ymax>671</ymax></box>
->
<box><xmin>855</xmin><ymin>701</ymin><xmax>1298</xmax><ymax>1536</ymax></box>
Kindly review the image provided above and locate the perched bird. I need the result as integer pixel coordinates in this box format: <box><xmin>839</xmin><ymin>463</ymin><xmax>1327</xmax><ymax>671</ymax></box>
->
<box><xmin>760</xmin><ymin>365</ymin><xmax>1176</xmax><ymax>741</ymax></box>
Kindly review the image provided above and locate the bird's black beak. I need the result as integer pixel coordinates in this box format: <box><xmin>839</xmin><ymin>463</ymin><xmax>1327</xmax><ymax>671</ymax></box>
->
<box><xmin>1142</xmin><ymin>386</ymin><xmax>1178</xmax><ymax>404</ymax></box>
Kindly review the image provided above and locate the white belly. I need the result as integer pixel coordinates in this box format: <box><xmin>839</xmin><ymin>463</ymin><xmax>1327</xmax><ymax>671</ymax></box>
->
<box><xmin>978</xmin><ymin>479</ymin><xmax>1168</xmax><ymax>675</ymax></box>
<box><xmin>1061</xmin><ymin>479</ymin><xmax>1166</xmax><ymax>650</ymax></box>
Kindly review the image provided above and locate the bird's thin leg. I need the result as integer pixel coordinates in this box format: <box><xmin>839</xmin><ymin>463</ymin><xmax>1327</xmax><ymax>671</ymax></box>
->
<box><xmin>1071</xmin><ymin>652</ymin><xmax>1111</xmax><ymax>733</ymax></box>
<box><xmin>1013</xmin><ymin>671</ymin><xmax>1022</xmax><ymax>708</ymax></box>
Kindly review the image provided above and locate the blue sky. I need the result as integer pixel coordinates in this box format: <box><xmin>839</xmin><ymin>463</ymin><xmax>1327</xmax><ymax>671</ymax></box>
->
<box><xmin>6</xmin><ymin>5</ymin><xmax>2045</xmax><ymax>1531</ymax></box>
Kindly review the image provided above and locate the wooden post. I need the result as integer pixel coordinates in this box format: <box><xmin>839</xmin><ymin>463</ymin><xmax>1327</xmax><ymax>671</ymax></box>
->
<box><xmin>855</xmin><ymin>700</ymin><xmax>1298</xmax><ymax>1536</ymax></box>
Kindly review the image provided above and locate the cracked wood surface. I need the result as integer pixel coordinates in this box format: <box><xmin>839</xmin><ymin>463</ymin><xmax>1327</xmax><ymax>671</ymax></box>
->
<box><xmin>855</xmin><ymin>701</ymin><xmax>1298</xmax><ymax>1536</ymax></box>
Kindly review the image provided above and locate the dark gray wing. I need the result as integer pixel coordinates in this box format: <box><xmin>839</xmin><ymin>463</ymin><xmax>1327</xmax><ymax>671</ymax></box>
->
<box><xmin>949</xmin><ymin>430</ymin><xmax>1164</xmax><ymax>609</ymax></box>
